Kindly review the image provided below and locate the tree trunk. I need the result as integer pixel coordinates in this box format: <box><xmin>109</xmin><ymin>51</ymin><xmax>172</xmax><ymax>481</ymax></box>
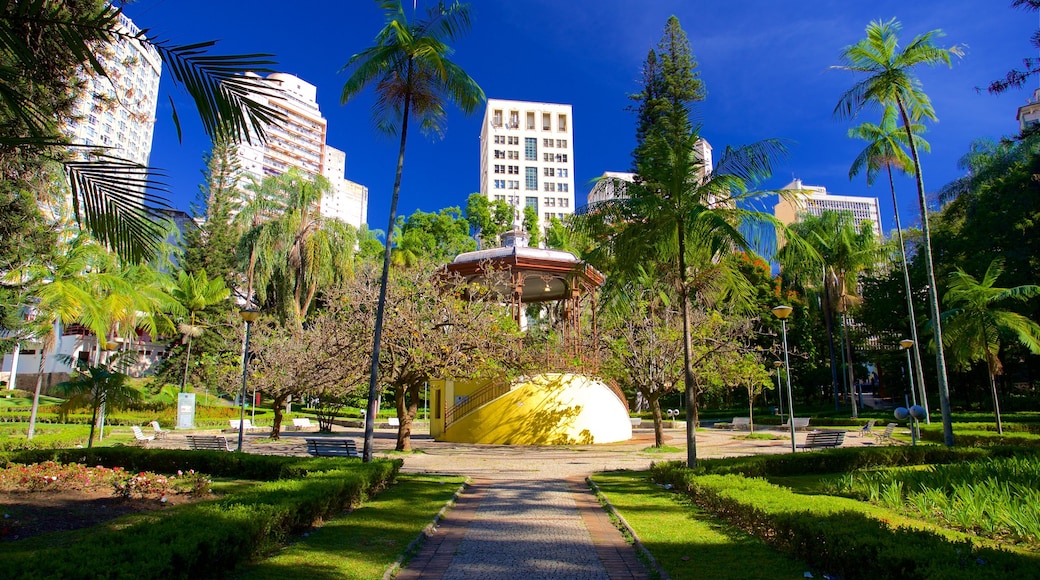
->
<box><xmin>677</xmin><ymin>218</ymin><xmax>698</xmax><ymax>468</ymax></box>
<box><xmin>87</xmin><ymin>403</ymin><xmax>99</xmax><ymax>448</ymax></box>
<box><xmin>270</xmin><ymin>393</ymin><xmax>289</xmax><ymax>439</ymax></box>
<box><xmin>822</xmin><ymin>277</ymin><xmax>841</xmax><ymax>410</ymax></box>
<box><xmin>748</xmin><ymin>389</ymin><xmax>755</xmax><ymax>433</ymax></box>
<box><xmin>842</xmin><ymin>311</ymin><xmax>858</xmax><ymax>418</ymax></box>
<box><xmin>363</xmin><ymin>76</ymin><xmax>413</xmax><ymax>463</ymax></box>
<box><xmin>395</xmin><ymin>382</ymin><xmax>421</xmax><ymax>452</ymax></box>
<box><xmin>985</xmin><ymin>358</ymin><xmax>1003</xmax><ymax>435</ymax></box>
<box><xmin>180</xmin><ymin>334</ymin><xmax>193</xmax><ymax>392</ymax></box>
<box><xmin>649</xmin><ymin>394</ymin><xmax>663</xmax><ymax>447</ymax></box>
<box><xmin>898</xmin><ymin>97</ymin><xmax>953</xmax><ymax>447</ymax></box>
<box><xmin>26</xmin><ymin>334</ymin><xmax>51</xmax><ymax>440</ymax></box>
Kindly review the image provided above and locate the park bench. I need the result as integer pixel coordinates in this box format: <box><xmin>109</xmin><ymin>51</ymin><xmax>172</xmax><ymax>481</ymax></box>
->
<box><xmin>872</xmin><ymin>422</ymin><xmax>899</xmax><ymax>444</ymax></box>
<box><xmin>387</xmin><ymin>417</ymin><xmax>400</xmax><ymax>428</ymax></box>
<box><xmin>287</xmin><ymin>417</ymin><xmax>313</xmax><ymax>431</ymax></box>
<box><xmin>187</xmin><ymin>435</ymin><xmax>232</xmax><ymax>452</ymax></box>
<box><xmin>856</xmin><ymin>419</ymin><xmax>877</xmax><ymax>437</ymax></box>
<box><xmin>149</xmin><ymin>420</ymin><xmax>168</xmax><ymax>439</ymax></box>
<box><xmin>629</xmin><ymin>417</ymin><xmax>642</xmax><ymax>427</ymax></box>
<box><xmin>783</xmin><ymin>417</ymin><xmax>812</xmax><ymax>431</ymax></box>
<box><xmin>305</xmin><ymin>438</ymin><xmax>359</xmax><ymax>458</ymax></box>
<box><xmin>131</xmin><ymin>425</ymin><xmax>154</xmax><ymax>445</ymax></box>
<box><xmin>228</xmin><ymin>419</ymin><xmax>254</xmax><ymax>431</ymax></box>
<box><xmin>797</xmin><ymin>430</ymin><xmax>845</xmax><ymax>450</ymax></box>
<box><xmin>729</xmin><ymin>417</ymin><xmax>751</xmax><ymax>430</ymax></box>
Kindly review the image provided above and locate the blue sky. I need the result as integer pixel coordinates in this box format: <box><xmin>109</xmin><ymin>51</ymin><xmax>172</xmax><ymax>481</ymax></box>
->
<box><xmin>128</xmin><ymin>0</ymin><xmax>1037</xmax><ymax>237</ymax></box>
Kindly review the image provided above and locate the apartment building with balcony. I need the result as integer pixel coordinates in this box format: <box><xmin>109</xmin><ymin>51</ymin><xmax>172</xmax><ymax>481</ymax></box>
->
<box><xmin>774</xmin><ymin>179</ymin><xmax>883</xmax><ymax>237</ymax></box>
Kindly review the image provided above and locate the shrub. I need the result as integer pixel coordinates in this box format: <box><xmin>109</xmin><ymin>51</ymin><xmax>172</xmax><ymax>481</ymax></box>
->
<box><xmin>650</xmin><ymin>463</ymin><xmax>1039</xmax><ymax>578</ymax></box>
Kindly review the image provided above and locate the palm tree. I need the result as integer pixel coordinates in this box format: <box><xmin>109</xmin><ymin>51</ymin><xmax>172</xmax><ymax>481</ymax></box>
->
<box><xmin>580</xmin><ymin>128</ymin><xmax>789</xmax><ymax>467</ymax></box>
<box><xmin>171</xmin><ymin>270</ymin><xmax>230</xmax><ymax>392</ymax></box>
<box><xmin>241</xmin><ymin>169</ymin><xmax>357</xmax><ymax>327</ymax></box>
<box><xmin>781</xmin><ymin>211</ymin><xmax>880</xmax><ymax>417</ymax></box>
<box><xmin>848</xmin><ymin>106</ymin><xmax>932</xmax><ymax>421</ymax></box>
<box><xmin>833</xmin><ymin>18</ymin><xmax>963</xmax><ymax>446</ymax></box>
<box><xmin>57</xmin><ymin>363</ymin><xmax>142</xmax><ymax>448</ymax></box>
<box><xmin>340</xmin><ymin>0</ymin><xmax>484</xmax><ymax>461</ymax></box>
<box><xmin>941</xmin><ymin>259</ymin><xmax>1040</xmax><ymax>434</ymax></box>
<box><xmin>0</xmin><ymin>2</ymin><xmax>284</xmax><ymax>262</ymax></box>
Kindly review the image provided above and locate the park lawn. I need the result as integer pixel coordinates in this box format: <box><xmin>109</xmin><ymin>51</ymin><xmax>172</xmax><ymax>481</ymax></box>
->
<box><xmin>591</xmin><ymin>471</ymin><xmax>808</xmax><ymax>580</ymax></box>
<box><xmin>238</xmin><ymin>474</ymin><xmax>464</xmax><ymax>579</ymax></box>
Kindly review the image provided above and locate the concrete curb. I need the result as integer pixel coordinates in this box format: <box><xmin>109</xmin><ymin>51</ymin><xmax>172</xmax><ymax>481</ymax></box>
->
<box><xmin>586</xmin><ymin>476</ymin><xmax>671</xmax><ymax>580</ymax></box>
<box><xmin>383</xmin><ymin>477</ymin><xmax>470</xmax><ymax>580</ymax></box>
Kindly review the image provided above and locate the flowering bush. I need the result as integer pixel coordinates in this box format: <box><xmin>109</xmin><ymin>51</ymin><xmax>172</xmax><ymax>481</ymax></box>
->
<box><xmin>0</xmin><ymin>462</ymin><xmax>212</xmax><ymax>500</ymax></box>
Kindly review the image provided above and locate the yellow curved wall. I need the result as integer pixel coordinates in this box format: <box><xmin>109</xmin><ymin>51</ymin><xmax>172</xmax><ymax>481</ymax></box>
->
<box><xmin>435</xmin><ymin>373</ymin><xmax>632</xmax><ymax>445</ymax></box>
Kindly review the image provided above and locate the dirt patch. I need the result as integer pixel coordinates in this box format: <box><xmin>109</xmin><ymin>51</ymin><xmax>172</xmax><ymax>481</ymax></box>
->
<box><xmin>0</xmin><ymin>490</ymin><xmax>201</xmax><ymax>542</ymax></box>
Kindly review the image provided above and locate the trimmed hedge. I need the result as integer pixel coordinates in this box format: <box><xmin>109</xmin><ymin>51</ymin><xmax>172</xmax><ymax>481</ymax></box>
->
<box><xmin>651</xmin><ymin>463</ymin><xmax>1040</xmax><ymax>579</ymax></box>
<box><xmin>688</xmin><ymin>445</ymin><xmax>1032</xmax><ymax>478</ymax></box>
<box><xmin>0</xmin><ymin>450</ymin><xmax>402</xmax><ymax>578</ymax></box>
<box><xmin>920</xmin><ymin>425</ymin><xmax>1040</xmax><ymax>447</ymax></box>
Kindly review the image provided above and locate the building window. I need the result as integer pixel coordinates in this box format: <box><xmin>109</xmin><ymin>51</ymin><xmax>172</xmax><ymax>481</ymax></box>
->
<box><xmin>494</xmin><ymin>179</ymin><xmax>505</xmax><ymax>189</ymax></box>
<box><xmin>545</xmin><ymin>212</ymin><xmax>553</xmax><ymax>221</ymax></box>
<box><xmin>558</xmin><ymin>114</ymin><xmax>567</xmax><ymax>131</ymax></box>
<box><xmin>542</xmin><ymin>113</ymin><xmax>551</xmax><ymax>131</ymax></box>
<box><xmin>558</xmin><ymin>168</ymin><xmax>568</xmax><ymax>178</ymax></box>
<box><xmin>544</xmin><ymin>197</ymin><xmax>556</xmax><ymax>206</ymax></box>
<box><xmin>543</xmin><ymin>138</ymin><xmax>554</xmax><ymax>148</ymax></box>
<box><xmin>526</xmin><ymin>111</ymin><xmax>535</xmax><ymax>130</ymax></box>
<box><xmin>508</xmin><ymin>180</ymin><xmax>519</xmax><ymax>190</ymax></box>
<box><xmin>509</xmin><ymin>110</ymin><xmax>519</xmax><ymax>128</ymax></box>
<box><xmin>557</xmin><ymin>139</ymin><xmax>568</xmax><ymax>148</ymax></box>
<box><xmin>555</xmin><ymin>153</ymin><xmax>568</xmax><ymax>163</ymax></box>
<box><xmin>508</xmin><ymin>165</ymin><xmax>519</xmax><ymax>174</ymax></box>
<box><xmin>492</xmin><ymin>109</ymin><xmax>502</xmax><ymax>126</ymax></box>
<box><xmin>494</xmin><ymin>135</ymin><xmax>505</xmax><ymax>144</ymax></box>
<box><xmin>543</xmin><ymin>167</ymin><xmax>554</xmax><ymax>177</ymax></box>
<box><xmin>558</xmin><ymin>183</ymin><xmax>569</xmax><ymax>193</ymax></box>
<box><xmin>507</xmin><ymin>150</ymin><xmax>519</xmax><ymax>160</ymax></box>
<box><xmin>508</xmin><ymin>136</ymin><xmax>519</xmax><ymax>145</ymax></box>
<box><xmin>525</xmin><ymin>137</ymin><xmax>537</xmax><ymax>161</ymax></box>
<box><xmin>494</xmin><ymin>164</ymin><xmax>505</xmax><ymax>174</ymax></box>
<box><xmin>543</xmin><ymin>153</ymin><xmax>554</xmax><ymax>162</ymax></box>
<box><xmin>526</xmin><ymin>196</ymin><xmax>538</xmax><ymax>209</ymax></box>
<box><xmin>558</xmin><ymin>197</ymin><xmax>570</xmax><ymax>207</ymax></box>
<box><xmin>494</xmin><ymin>194</ymin><xmax>505</xmax><ymax>201</ymax></box>
<box><xmin>494</xmin><ymin>150</ymin><xmax>505</xmax><ymax>159</ymax></box>
<box><xmin>525</xmin><ymin>167</ymin><xmax>537</xmax><ymax>190</ymax></box>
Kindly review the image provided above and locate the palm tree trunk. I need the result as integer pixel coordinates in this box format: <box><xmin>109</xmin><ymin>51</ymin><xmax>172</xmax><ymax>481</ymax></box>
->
<box><xmin>677</xmin><ymin>218</ymin><xmax>698</xmax><ymax>468</ymax></box>
<box><xmin>822</xmin><ymin>275</ymin><xmax>841</xmax><ymax>410</ymax></box>
<box><xmin>364</xmin><ymin>77</ymin><xmax>412</xmax><ymax>463</ymax></box>
<box><xmin>650</xmin><ymin>395</ymin><xmax>664</xmax><ymax>447</ymax></box>
<box><xmin>886</xmin><ymin>164</ymin><xmax>930</xmax><ymax>423</ymax></box>
<box><xmin>27</xmin><ymin>341</ymin><xmax>48</xmax><ymax>440</ymax></box>
<box><xmin>897</xmin><ymin>98</ymin><xmax>954</xmax><ymax>446</ymax></box>
<box><xmin>180</xmin><ymin>335</ymin><xmax>193</xmax><ymax>393</ymax></box>
<box><xmin>842</xmin><ymin>311</ymin><xmax>858</xmax><ymax>418</ymax></box>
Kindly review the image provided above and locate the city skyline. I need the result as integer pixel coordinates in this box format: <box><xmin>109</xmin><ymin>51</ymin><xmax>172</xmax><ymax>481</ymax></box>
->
<box><xmin>128</xmin><ymin>0</ymin><xmax>1037</xmax><ymax>238</ymax></box>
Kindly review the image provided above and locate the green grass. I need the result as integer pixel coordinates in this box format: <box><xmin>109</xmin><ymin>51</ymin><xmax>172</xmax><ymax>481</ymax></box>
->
<box><xmin>736</xmin><ymin>432</ymin><xmax>784</xmax><ymax>440</ymax></box>
<box><xmin>641</xmin><ymin>445</ymin><xmax>682</xmax><ymax>453</ymax></box>
<box><xmin>591</xmin><ymin>471</ymin><xmax>808</xmax><ymax>579</ymax></box>
<box><xmin>238</xmin><ymin>474</ymin><xmax>464</xmax><ymax>579</ymax></box>
<box><xmin>0</xmin><ymin>394</ymin><xmax>63</xmax><ymax>408</ymax></box>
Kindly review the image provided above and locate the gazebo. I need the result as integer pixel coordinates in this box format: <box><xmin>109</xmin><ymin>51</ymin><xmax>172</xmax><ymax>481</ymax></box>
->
<box><xmin>442</xmin><ymin>230</ymin><xmax>604</xmax><ymax>357</ymax></box>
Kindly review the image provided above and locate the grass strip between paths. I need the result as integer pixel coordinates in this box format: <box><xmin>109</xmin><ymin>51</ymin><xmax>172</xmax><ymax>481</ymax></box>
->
<box><xmin>591</xmin><ymin>470</ymin><xmax>808</xmax><ymax>580</ymax></box>
<box><xmin>238</xmin><ymin>474</ymin><xmax>465</xmax><ymax>579</ymax></box>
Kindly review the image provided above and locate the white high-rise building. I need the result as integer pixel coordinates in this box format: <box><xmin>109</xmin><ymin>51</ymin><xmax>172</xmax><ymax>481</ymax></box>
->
<box><xmin>479</xmin><ymin>99</ymin><xmax>575</xmax><ymax>240</ymax></box>
<box><xmin>774</xmin><ymin>179</ymin><xmax>883</xmax><ymax>237</ymax></box>
<box><xmin>235</xmin><ymin>72</ymin><xmax>368</xmax><ymax>229</ymax></box>
<box><xmin>64</xmin><ymin>12</ymin><xmax>161</xmax><ymax>166</ymax></box>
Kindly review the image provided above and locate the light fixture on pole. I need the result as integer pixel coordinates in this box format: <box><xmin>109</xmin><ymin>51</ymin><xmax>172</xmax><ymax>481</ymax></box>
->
<box><xmin>237</xmin><ymin>308</ymin><xmax>260</xmax><ymax>453</ymax></box>
<box><xmin>772</xmin><ymin>305</ymin><xmax>796</xmax><ymax>453</ymax></box>
<box><xmin>773</xmin><ymin>360</ymin><xmax>785</xmax><ymax>420</ymax></box>
<box><xmin>899</xmin><ymin>339</ymin><xmax>919</xmax><ymax>408</ymax></box>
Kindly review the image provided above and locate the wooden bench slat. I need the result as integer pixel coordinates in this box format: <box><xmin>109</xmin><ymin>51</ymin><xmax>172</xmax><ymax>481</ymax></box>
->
<box><xmin>305</xmin><ymin>438</ymin><xmax>359</xmax><ymax>458</ymax></box>
<box><xmin>797</xmin><ymin>430</ymin><xmax>845</xmax><ymax>450</ymax></box>
<box><xmin>187</xmin><ymin>435</ymin><xmax>232</xmax><ymax>452</ymax></box>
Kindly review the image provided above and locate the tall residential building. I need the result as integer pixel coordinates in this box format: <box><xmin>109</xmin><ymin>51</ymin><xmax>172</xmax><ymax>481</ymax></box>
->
<box><xmin>1016</xmin><ymin>88</ymin><xmax>1040</xmax><ymax>132</ymax></box>
<box><xmin>64</xmin><ymin>11</ymin><xmax>161</xmax><ymax>166</ymax></box>
<box><xmin>479</xmin><ymin>99</ymin><xmax>575</xmax><ymax>240</ymax></box>
<box><xmin>774</xmin><ymin>179</ymin><xmax>883</xmax><ymax>236</ymax></box>
<box><xmin>235</xmin><ymin>72</ymin><xmax>368</xmax><ymax>229</ymax></box>
<box><xmin>585</xmin><ymin>140</ymin><xmax>713</xmax><ymax>208</ymax></box>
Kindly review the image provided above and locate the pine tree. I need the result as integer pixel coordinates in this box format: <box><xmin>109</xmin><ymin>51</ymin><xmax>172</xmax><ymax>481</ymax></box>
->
<box><xmin>182</xmin><ymin>136</ymin><xmax>243</xmax><ymax>292</ymax></box>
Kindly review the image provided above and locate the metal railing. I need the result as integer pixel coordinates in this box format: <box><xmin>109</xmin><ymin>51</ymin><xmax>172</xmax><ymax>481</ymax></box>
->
<box><xmin>443</xmin><ymin>374</ymin><xmax>510</xmax><ymax>429</ymax></box>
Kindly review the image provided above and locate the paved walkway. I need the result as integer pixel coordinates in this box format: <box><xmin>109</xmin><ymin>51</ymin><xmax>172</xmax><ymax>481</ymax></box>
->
<box><xmin>154</xmin><ymin>423</ymin><xmax>886</xmax><ymax>579</ymax></box>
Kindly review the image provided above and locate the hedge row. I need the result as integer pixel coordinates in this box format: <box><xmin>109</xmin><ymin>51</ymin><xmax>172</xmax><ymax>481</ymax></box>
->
<box><xmin>689</xmin><ymin>445</ymin><xmax>1031</xmax><ymax>478</ymax></box>
<box><xmin>650</xmin><ymin>462</ymin><xmax>1039</xmax><ymax>579</ymax></box>
<box><xmin>918</xmin><ymin>428</ymin><xmax>1040</xmax><ymax>447</ymax></box>
<box><xmin>0</xmin><ymin>451</ymin><xmax>402</xmax><ymax>578</ymax></box>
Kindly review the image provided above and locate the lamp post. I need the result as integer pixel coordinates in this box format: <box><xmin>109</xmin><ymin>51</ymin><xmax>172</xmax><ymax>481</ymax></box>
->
<box><xmin>237</xmin><ymin>309</ymin><xmax>260</xmax><ymax>453</ymax></box>
<box><xmin>899</xmin><ymin>339</ymin><xmax>919</xmax><ymax>410</ymax></box>
<box><xmin>772</xmin><ymin>305</ymin><xmax>796</xmax><ymax>453</ymax></box>
<box><xmin>773</xmin><ymin>360</ymin><xmax>784</xmax><ymax>420</ymax></box>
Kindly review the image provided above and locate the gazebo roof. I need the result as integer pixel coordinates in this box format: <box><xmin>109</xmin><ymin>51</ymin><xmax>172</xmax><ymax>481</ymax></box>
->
<box><xmin>444</xmin><ymin>244</ymin><xmax>604</xmax><ymax>303</ymax></box>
